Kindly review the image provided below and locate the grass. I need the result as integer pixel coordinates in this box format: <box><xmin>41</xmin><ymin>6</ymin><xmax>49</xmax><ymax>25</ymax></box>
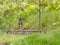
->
<box><xmin>21</xmin><ymin>30</ymin><xmax>60</xmax><ymax>45</ymax></box>
<box><xmin>0</xmin><ymin>32</ymin><xmax>25</xmax><ymax>45</ymax></box>
<box><xmin>0</xmin><ymin>29</ymin><xmax>60</xmax><ymax>45</ymax></box>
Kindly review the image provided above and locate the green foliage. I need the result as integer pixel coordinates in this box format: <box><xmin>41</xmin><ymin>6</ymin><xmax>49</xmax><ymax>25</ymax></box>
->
<box><xmin>0</xmin><ymin>0</ymin><xmax>60</xmax><ymax>30</ymax></box>
<box><xmin>0</xmin><ymin>0</ymin><xmax>38</xmax><ymax>30</ymax></box>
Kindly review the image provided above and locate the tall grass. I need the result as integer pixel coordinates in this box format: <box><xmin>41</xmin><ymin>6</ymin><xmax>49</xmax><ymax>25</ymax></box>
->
<box><xmin>0</xmin><ymin>30</ymin><xmax>60</xmax><ymax>45</ymax></box>
<box><xmin>21</xmin><ymin>31</ymin><xmax>60</xmax><ymax>45</ymax></box>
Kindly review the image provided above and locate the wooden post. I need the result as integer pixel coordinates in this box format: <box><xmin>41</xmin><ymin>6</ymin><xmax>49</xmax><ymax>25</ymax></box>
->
<box><xmin>38</xmin><ymin>0</ymin><xmax>42</xmax><ymax>32</ymax></box>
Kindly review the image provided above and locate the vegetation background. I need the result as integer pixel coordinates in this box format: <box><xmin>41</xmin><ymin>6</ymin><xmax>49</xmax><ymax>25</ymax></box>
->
<box><xmin>0</xmin><ymin>0</ymin><xmax>60</xmax><ymax>31</ymax></box>
<box><xmin>0</xmin><ymin>0</ymin><xmax>60</xmax><ymax>45</ymax></box>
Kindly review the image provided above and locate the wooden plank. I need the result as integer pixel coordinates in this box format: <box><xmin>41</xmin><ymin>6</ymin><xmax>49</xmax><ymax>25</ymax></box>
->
<box><xmin>3</xmin><ymin>30</ymin><xmax>41</xmax><ymax>34</ymax></box>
